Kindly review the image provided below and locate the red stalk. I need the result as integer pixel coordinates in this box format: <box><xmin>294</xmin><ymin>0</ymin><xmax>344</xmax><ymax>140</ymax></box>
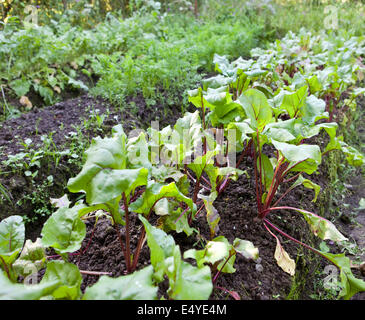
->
<box><xmin>256</xmin><ymin>130</ymin><xmax>264</xmax><ymax>209</ymax></box>
<box><xmin>122</xmin><ymin>192</ymin><xmax>132</xmax><ymax>272</ymax></box>
<box><xmin>253</xmin><ymin>146</ymin><xmax>262</xmax><ymax>213</ymax></box>
<box><xmin>262</xmin><ymin>156</ymin><xmax>283</xmax><ymax>212</ymax></box>
<box><xmin>212</xmin><ymin>251</ymin><xmax>235</xmax><ymax>284</ymax></box>
<box><xmin>263</xmin><ymin>218</ymin><xmax>329</xmax><ymax>261</ymax></box>
<box><xmin>131</xmin><ymin>198</ymin><xmax>166</xmax><ymax>271</ymax></box>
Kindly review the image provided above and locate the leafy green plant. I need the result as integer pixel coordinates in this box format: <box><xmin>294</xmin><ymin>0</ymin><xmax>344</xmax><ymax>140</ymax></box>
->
<box><xmin>184</xmin><ymin>235</ymin><xmax>259</xmax><ymax>299</ymax></box>
<box><xmin>2</xmin><ymin>22</ymin><xmax>365</xmax><ymax>300</ymax></box>
<box><xmin>66</xmin><ymin>124</ymin><xmax>196</xmax><ymax>272</ymax></box>
<box><xmin>0</xmin><ymin>216</ymin><xmax>25</xmax><ymax>281</ymax></box>
<box><xmin>185</xmin><ymin>29</ymin><xmax>365</xmax><ymax>299</ymax></box>
<box><xmin>0</xmin><ymin>210</ymin><xmax>215</xmax><ymax>300</ymax></box>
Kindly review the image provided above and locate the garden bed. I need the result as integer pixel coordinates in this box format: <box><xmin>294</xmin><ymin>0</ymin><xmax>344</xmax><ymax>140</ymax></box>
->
<box><xmin>1</xmin><ymin>91</ymin><xmax>364</xmax><ymax>300</ymax></box>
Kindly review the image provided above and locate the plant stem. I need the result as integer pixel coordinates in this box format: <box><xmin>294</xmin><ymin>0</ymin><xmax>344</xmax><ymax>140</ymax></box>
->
<box><xmin>253</xmin><ymin>146</ymin><xmax>262</xmax><ymax>213</ymax></box>
<box><xmin>193</xmin><ymin>202</ymin><xmax>205</xmax><ymax>218</ymax></box>
<box><xmin>79</xmin><ymin>270</ymin><xmax>112</xmax><ymax>276</ymax></box>
<box><xmin>263</xmin><ymin>156</ymin><xmax>283</xmax><ymax>212</ymax></box>
<box><xmin>271</xmin><ymin>172</ymin><xmax>304</xmax><ymax>208</ymax></box>
<box><xmin>200</xmin><ymin>174</ymin><xmax>211</xmax><ymax>187</ymax></box>
<box><xmin>201</xmin><ymin>94</ymin><xmax>207</xmax><ymax>155</ymax></box>
<box><xmin>81</xmin><ymin>221</ymin><xmax>97</xmax><ymax>255</ymax></box>
<box><xmin>186</xmin><ymin>170</ymin><xmax>210</xmax><ymax>191</ymax></box>
<box><xmin>122</xmin><ymin>192</ymin><xmax>131</xmax><ymax>272</ymax></box>
<box><xmin>174</xmin><ymin>206</ymin><xmax>190</xmax><ymax>223</ymax></box>
<box><xmin>262</xmin><ymin>161</ymin><xmax>289</xmax><ymax>214</ymax></box>
<box><xmin>212</xmin><ymin>251</ymin><xmax>235</xmax><ymax>284</ymax></box>
<box><xmin>280</xmin><ymin>159</ymin><xmax>305</xmax><ymax>178</ymax></box>
<box><xmin>215</xmin><ymin>140</ymin><xmax>252</xmax><ymax>194</ymax></box>
<box><xmin>0</xmin><ymin>84</ymin><xmax>10</xmax><ymax>117</ymax></box>
<box><xmin>263</xmin><ymin>218</ymin><xmax>329</xmax><ymax>260</ymax></box>
<box><xmin>0</xmin><ymin>256</ymin><xmax>10</xmax><ymax>279</ymax></box>
<box><xmin>214</xmin><ymin>285</ymin><xmax>240</xmax><ymax>300</ymax></box>
<box><xmin>131</xmin><ymin>199</ymin><xmax>160</xmax><ymax>271</ymax></box>
<box><xmin>282</xmin><ymin>172</ymin><xmax>301</xmax><ymax>184</ymax></box>
<box><xmin>271</xmin><ymin>185</ymin><xmax>296</xmax><ymax>208</ymax></box>
<box><xmin>256</xmin><ymin>130</ymin><xmax>264</xmax><ymax>209</ymax></box>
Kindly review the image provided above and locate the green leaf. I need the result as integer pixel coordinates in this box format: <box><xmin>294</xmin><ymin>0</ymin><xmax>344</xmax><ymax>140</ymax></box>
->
<box><xmin>130</xmin><ymin>181</ymin><xmax>195</xmax><ymax>217</ymax></box>
<box><xmin>213</xmin><ymin>54</ymin><xmax>233</xmax><ymax>76</ymax></box>
<box><xmin>0</xmin><ymin>271</ymin><xmax>60</xmax><ymax>300</ymax></box>
<box><xmin>76</xmin><ymin>167</ymin><xmax>148</xmax><ymax>205</ymax></box>
<box><xmin>161</xmin><ymin>111</ymin><xmax>202</xmax><ymax>164</ymax></box>
<box><xmin>41</xmin><ymin>205</ymin><xmax>86</xmax><ymax>255</ymax></box>
<box><xmin>82</xmin><ymin>265</ymin><xmax>158</xmax><ymax>300</ymax></box>
<box><xmin>187</xmin><ymin>150</ymin><xmax>217</xmax><ymax>181</ymax></box>
<box><xmin>226</xmin><ymin>121</ymin><xmax>255</xmax><ymax>151</ymax></box>
<box><xmin>265</xmin><ymin>119</ymin><xmax>336</xmax><ymax>144</ymax></box>
<box><xmin>319</xmin><ymin>241</ymin><xmax>330</xmax><ymax>253</ymax></box>
<box><xmin>50</xmin><ymin>194</ymin><xmax>71</xmax><ymax>208</ymax></box>
<box><xmin>200</xmin><ymin>192</ymin><xmax>220</xmax><ymax>239</ymax></box>
<box><xmin>187</xmin><ymin>87</ymin><xmax>204</xmax><ymax>109</ymax></box>
<box><xmin>291</xmin><ymin>175</ymin><xmax>321</xmax><ymax>202</ymax></box>
<box><xmin>258</xmin><ymin>154</ymin><xmax>274</xmax><ymax>192</ymax></box>
<box><xmin>263</xmin><ymin>119</ymin><xmax>298</xmax><ymax>142</ymax></box>
<box><xmin>153</xmin><ymin>198</ymin><xmax>170</xmax><ymax>216</ymax></box>
<box><xmin>253</xmin><ymin>82</ymin><xmax>274</xmax><ymax>99</ymax></box>
<box><xmin>204</xmin><ymin>89</ymin><xmax>243</xmax><ymax>126</ymax></box>
<box><xmin>184</xmin><ymin>236</ymin><xmax>230</xmax><ymax>268</ymax></box>
<box><xmin>159</xmin><ymin>204</ymin><xmax>196</xmax><ymax>237</ymax></box>
<box><xmin>338</xmin><ymin>141</ymin><xmax>365</xmax><ymax>167</ymax></box>
<box><xmin>166</xmin><ymin>246</ymin><xmax>212</xmax><ymax>300</ymax></box>
<box><xmin>306</xmin><ymin>75</ymin><xmax>322</xmax><ymax>94</ymax></box>
<box><xmin>271</xmin><ymin>140</ymin><xmax>322</xmax><ymax>174</ymax></box>
<box><xmin>289</xmin><ymin>208</ymin><xmax>347</xmax><ymax>242</ymax></box>
<box><xmin>278</xmin><ymin>86</ymin><xmax>308</xmax><ymax>118</ymax></box>
<box><xmin>202</xmin><ymin>75</ymin><xmax>233</xmax><ymax>90</ymax></box>
<box><xmin>68</xmin><ymin>125</ymin><xmax>128</xmax><ymax>201</ymax></box>
<box><xmin>9</xmin><ymin>79</ymin><xmax>31</xmax><ymax>97</ymax></box>
<box><xmin>357</xmin><ymin>198</ymin><xmax>365</xmax><ymax>211</ymax></box>
<box><xmin>139</xmin><ymin>215</ymin><xmax>176</xmax><ymax>282</ymax></box>
<box><xmin>351</xmin><ymin>87</ymin><xmax>365</xmax><ymax>98</ymax></box>
<box><xmin>40</xmin><ymin>261</ymin><xmax>82</xmax><ymax>300</ymax></box>
<box><xmin>0</xmin><ymin>216</ymin><xmax>25</xmax><ymax>266</ymax></box>
<box><xmin>188</xmin><ymin>236</ymin><xmax>236</xmax><ymax>273</ymax></box>
<box><xmin>236</xmin><ymin>88</ymin><xmax>273</xmax><ymax>132</ymax></box>
<box><xmin>126</xmin><ymin>132</ymin><xmax>151</xmax><ymax>169</ymax></box>
<box><xmin>37</xmin><ymin>85</ymin><xmax>54</xmax><ymax>104</ymax></box>
<box><xmin>300</xmin><ymin>95</ymin><xmax>328</xmax><ymax>125</ymax></box>
<box><xmin>319</xmin><ymin>252</ymin><xmax>365</xmax><ymax>300</ymax></box>
<box><xmin>151</xmin><ymin>165</ymin><xmax>185</xmax><ymax>184</ymax></box>
<box><xmin>174</xmin><ymin>111</ymin><xmax>202</xmax><ymax>145</ymax></box>
<box><xmin>68</xmin><ymin>78</ymin><xmax>88</xmax><ymax>91</ymax></box>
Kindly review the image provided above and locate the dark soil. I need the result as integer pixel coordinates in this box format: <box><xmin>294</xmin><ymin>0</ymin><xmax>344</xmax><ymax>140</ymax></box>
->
<box><xmin>0</xmin><ymin>91</ymin><xmax>364</xmax><ymax>300</ymax></box>
<box><xmin>0</xmin><ymin>94</ymin><xmax>121</xmax><ymax>226</ymax></box>
<box><xmin>62</xmin><ymin>148</ymin><xmax>361</xmax><ymax>300</ymax></box>
<box><xmin>0</xmin><ymin>92</ymin><xmax>187</xmax><ymax>225</ymax></box>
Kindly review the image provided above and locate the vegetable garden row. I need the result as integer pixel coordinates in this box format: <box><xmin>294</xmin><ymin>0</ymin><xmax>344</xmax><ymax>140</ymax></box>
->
<box><xmin>1</xmin><ymin>28</ymin><xmax>365</xmax><ymax>300</ymax></box>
